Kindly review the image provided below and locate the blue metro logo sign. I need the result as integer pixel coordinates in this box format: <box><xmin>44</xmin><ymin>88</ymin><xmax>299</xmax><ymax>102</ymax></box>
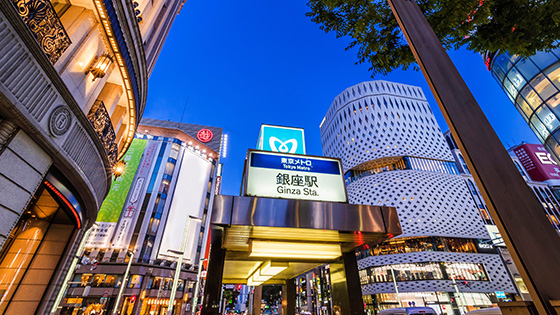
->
<box><xmin>257</xmin><ymin>124</ymin><xmax>306</xmax><ymax>155</ymax></box>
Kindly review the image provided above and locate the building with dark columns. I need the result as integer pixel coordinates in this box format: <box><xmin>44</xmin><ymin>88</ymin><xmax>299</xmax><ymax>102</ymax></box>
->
<box><xmin>0</xmin><ymin>0</ymin><xmax>184</xmax><ymax>312</ymax></box>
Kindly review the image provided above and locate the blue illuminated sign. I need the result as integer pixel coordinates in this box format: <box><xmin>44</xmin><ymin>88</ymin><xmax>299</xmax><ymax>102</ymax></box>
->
<box><xmin>257</xmin><ymin>124</ymin><xmax>306</xmax><ymax>155</ymax></box>
<box><xmin>250</xmin><ymin>152</ymin><xmax>341</xmax><ymax>175</ymax></box>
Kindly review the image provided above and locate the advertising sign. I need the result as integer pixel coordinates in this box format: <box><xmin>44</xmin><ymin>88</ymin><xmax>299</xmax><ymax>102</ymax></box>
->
<box><xmin>257</xmin><ymin>124</ymin><xmax>306</xmax><ymax>155</ymax></box>
<box><xmin>86</xmin><ymin>139</ymin><xmax>147</xmax><ymax>247</ymax></box>
<box><xmin>157</xmin><ymin>150</ymin><xmax>212</xmax><ymax>262</ymax></box>
<box><xmin>513</xmin><ymin>143</ymin><xmax>560</xmax><ymax>182</ymax></box>
<box><xmin>111</xmin><ymin>140</ymin><xmax>160</xmax><ymax>248</ymax></box>
<box><xmin>245</xmin><ymin>150</ymin><xmax>347</xmax><ymax>203</ymax></box>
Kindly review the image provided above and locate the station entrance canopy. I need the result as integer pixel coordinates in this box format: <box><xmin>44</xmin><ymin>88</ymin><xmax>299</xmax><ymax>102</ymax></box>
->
<box><xmin>211</xmin><ymin>195</ymin><xmax>400</xmax><ymax>285</ymax></box>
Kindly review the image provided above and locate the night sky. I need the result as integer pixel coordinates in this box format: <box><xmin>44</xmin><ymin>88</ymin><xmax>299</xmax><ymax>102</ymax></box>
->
<box><xmin>143</xmin><ymin>0</ymin><xmax>539</xmax><ymax>196</ymax></box>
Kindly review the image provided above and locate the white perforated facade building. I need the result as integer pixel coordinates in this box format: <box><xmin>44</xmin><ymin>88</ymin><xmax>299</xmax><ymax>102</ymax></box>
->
<box><xmin>320</xmin><ymin>81</ymin><xmax>516</xmax><ymax>314</ymax></box>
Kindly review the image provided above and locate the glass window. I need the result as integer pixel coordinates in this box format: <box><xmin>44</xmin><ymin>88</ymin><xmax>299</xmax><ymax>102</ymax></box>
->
<box><xmin>531</xmin><ymin>72</ymin><xmax>559</xmax><ymax>102</ymax></box>
<box><xmin>128</xmin><ymin>275</ymin><xmax>143</xmax><ymax>288</ymax></box>
<box><xmin>502</xmin><ymin>77</ymin><xmax>519</xmax><ymax>102</ymax></box>
<box><xmin>163</xmin><ymin>162</ymin><xmax>175</xmax><ymax>176</ymax></box>
<box><xmin>536</xmin><ymin>105</ymin><xmax>560</xmax><ymax>132</ymax></box>
<box><xmin>544</xmin><ymin>63</ymin><xmax>560</xmax><ymax>90</ymax></box>
<box><xmin>520</xmin><ymin>84</ymin><xmax>543</xmax><ymax>110</ymax></box>
<box><xmin>531</xmin><ymin>52</ymin><xmax>559</xmax><ymax>71</ymax></box>
<box><xmin>506</xmin><ymin>66</ymin><xmax>527</xmax><ymax>92</ymax></box>
<box><xmin>515</xmin><ymin>57</ymin><xmax>540</xmax><ymax>80</ymax></box>
<box><xmin>516</xmin><ymin>95</ymin><xmax>535</xmax><ymax>119</ymax></box>
<box><xmin>169</xmin><ymin>143</ymin><xmax>180</xmax><ymax>160</ymax></box>
<box><xmin>103</xmin><ymin>275</ymin><xmax>117</xmax><ymax>287</ymax></box>
<box><xmin>443</xmin><ymin>262</ymin><xmax>488</xmax><ymax>281</ymax></box>
<box><xmin>91</xmin><ymin>274</ymin><xmax>106</xmax><ymax>287</ymax></box>
<box><xmin>530</xmin><ymin>114</ymin><xmax>550</xmax><ymax>141</ymax></box>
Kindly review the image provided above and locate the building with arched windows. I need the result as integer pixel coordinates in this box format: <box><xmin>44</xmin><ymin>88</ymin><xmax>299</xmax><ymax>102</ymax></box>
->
<box><xmin>320</xmin><ymin>81</ymin><xmax>516</xmax><ymax>314</ymax></box>
<box><xmin>0</xmin><ymin>0</ymin><xmax>183</xmax><ymax>312</ymax></box>
<box><xmin>485</xmin><ymin>49</ymin><xmax>560</xmax><ymax>164</ymax></box>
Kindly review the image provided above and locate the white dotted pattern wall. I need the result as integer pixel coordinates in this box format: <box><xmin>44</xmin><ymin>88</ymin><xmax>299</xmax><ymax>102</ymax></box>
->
<box><xmin>348</xmin><ymin>170</ymin><xmax>489</xmax><ymax>239</ymax></box>
<box><xmin>358</xmin><ymin>252</ymin><xmax>517</xmax><ymax>294</ymax></box>
<box><xmin>320</xmin><ymin>80</ymin><xmax>453</xmax><ymax>171</ymax></box>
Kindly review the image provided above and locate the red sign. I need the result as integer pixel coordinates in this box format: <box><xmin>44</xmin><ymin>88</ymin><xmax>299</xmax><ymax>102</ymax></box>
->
<box><xmin>197</xmin><ymin>129</ymin><xmax>213</xmax><ymax>143</ymax></box>
<box><xmin>513</xmin><ymin>143</ymin><xmax>560</xmax><ymax>182</ymax></box>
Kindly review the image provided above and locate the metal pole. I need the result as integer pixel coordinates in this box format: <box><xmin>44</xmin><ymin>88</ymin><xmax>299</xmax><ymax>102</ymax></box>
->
<box><xmin>112</xmin><ymin>252</ymin><xmax>134</xmax><ymax>315</ymax></box>
<box><xmin>50</xmin><ymin>226</ymin><xmax>95</xmax><ymax>314</ymax></box>
<box><xmin>192</xmin><ymin>258</ymin><xmax>207</xmax><ymax>314</ymax></box>
<box><xmin>451</xmin><ymin>277</ymin><xmax>465</xmax><ymax>315</ymax></box>
<box><xmin>389</xmin><ymin>267</ymin><xmax>401</xmax><ymax>307</ymax></box>
<box><xmin>387</xmin><ymin>0</ymin><xmax>560</xmax><ymax>313</ymax></box>
<box><xmin>168</xmin><ymin>216</ymin><xmax>201</xmax><ymax>315</ymax></box>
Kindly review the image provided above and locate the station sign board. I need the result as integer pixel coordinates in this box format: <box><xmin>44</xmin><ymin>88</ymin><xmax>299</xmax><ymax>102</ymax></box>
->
<box><xmin>257</xmin><ymin>124</ymin><xmax>306</xmax><ymax>155</ymax></box>
<box><xmin>245</xmin><ymin>150</ymin><xmax>347</xmax><ymax>203</ymax></box>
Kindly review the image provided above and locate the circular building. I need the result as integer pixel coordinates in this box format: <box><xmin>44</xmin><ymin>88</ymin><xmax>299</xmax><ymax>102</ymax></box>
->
<box><xmin>485</xmin><ymin>49</ymin><xmax>560</xmax><ymax>163</ymax></box>
<box><xmin>320</xmin><ymin>81</ymin><xmax>517</xmax><ymax>314</ymax></box>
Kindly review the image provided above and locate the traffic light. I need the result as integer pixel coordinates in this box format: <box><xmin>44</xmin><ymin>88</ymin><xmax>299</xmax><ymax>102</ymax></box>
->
<box><xmin>237</xmin><ymin>284</ymin><xmax>242</xmax><ymax>291</ymax></box>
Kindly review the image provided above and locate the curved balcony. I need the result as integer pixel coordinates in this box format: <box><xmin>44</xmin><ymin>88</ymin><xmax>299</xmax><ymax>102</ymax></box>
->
<box><xmin>87</xmin><ymin>101</ymin><xmax>118</xmax><ymax>164</ymax></box>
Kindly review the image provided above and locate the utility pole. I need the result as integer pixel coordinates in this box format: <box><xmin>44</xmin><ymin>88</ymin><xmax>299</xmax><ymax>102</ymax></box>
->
<box><xmin>387</xmin><ymin>0</ymin><xmax>560</xmax><ymax>313</ymax></box>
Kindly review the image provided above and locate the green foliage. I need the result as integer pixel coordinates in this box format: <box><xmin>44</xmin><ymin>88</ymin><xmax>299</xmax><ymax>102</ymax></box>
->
<box><xmin>306</xmin><ymin>0</ymin><xmax>560</xmax><ymax>76</ymax></box>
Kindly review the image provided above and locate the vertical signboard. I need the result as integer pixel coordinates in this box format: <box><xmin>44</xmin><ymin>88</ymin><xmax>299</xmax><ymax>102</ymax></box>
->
<box><xmin>86</xmin><ymin>139</ymin><xmax>147</xmax><ymax>247</ymax></box>
<box><xmin>513</xmin><ymin>143</ymin><xmax>560</xmax><ymax>182</ymax></box>
<box><xmin>111</xmin><ymin>140</ymin><xmax>160</xmax><ymax>248</ymax></box>
<box><xmin>257</xmin><ymin>124</ymin><xmax>306</xmax><ymax>155</ymax></box>
<box><xmin>157</xmin><ymin>150</ymin><xmax>212</xmax><ymax>262</ymax></box>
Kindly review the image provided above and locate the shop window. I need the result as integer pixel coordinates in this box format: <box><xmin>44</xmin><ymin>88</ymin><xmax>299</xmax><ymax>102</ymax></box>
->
<box><xmin>169</xmin><ymin>143</ymin><xmax>180</xmax><ymax>160</ymax></box>
<box><xmin>104</xmin><ymin>275</ymin><xmax>118</xmax><ymax>287</ymax></box>
<box><xmin>0</xmin><ymin>186</ymin><xmax>75</xmax><ymax>314</ymax></box>
<box><xmin>443</xmin><ymin>262</ymin><xmax>488</xmax><ymax>281</ymax></box>
<box><xmin>128</xmin><ymin>275</ymin><xmax>143</xmax><ymax>288</ymax></box>
<box><xmin>91</xmin><ymin>274</ymin><xmax>106</xmax><ymax>287</ymax></box>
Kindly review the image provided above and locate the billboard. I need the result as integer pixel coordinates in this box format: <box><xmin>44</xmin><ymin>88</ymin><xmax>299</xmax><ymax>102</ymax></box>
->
<box><xmin>257</xmin><ymin>124</ymin><xmax>306</xmax><ymax>155</ymax></box>
<box><xmin>86</xmin><ymin>139</ymin><xmax>147</xmax><ymax>247</ymax></box>
<box><xmin>513</xmin><ymin>143</ymin><xmax>560</xmax><ymax>182</ymax></box>
<box><xmin>157</xmin><ymin>149</ymin><xmax>212</xmax><ymax>262</ymax></box>
<box><xmin>111</xmin><ymin>140</ymin><xmax>160</xmax><ymax>248</ymax></box>
<box><xmin>245</xmin><ymin>150</ymin><xmax>347</xmax><ymax>203</ymax></box>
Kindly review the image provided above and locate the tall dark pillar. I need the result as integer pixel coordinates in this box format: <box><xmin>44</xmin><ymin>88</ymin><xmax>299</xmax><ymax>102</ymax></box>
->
<box><xmin>201</xmin><ymin>227</ymin><xmax>226</xmax><ymax>315</ymax></box>
<box><xmin>330</xmin><ymin>252</ymin><xmax>364</xmax><ymax>315</ymax></box>
<box><xmin>253</xmin><ymin>286</ymin><xmax>263</xmax><ymax>315</ymax></box>
<box><xmin>283</xmin><ymin>279</ymin><xmax>296</xmax><ymax>315</ymax></box>
<box><xmin>387</xmin><ymin>0</ymin><xmax>560</xmax><ymax>314</ymax></box>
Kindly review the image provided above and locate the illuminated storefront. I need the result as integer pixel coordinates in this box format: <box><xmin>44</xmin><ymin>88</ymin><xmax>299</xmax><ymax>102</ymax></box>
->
<box><xmin>0</xmin><ymin>169</ymin><xmax>84</xmax><ymax>314</ymax></box>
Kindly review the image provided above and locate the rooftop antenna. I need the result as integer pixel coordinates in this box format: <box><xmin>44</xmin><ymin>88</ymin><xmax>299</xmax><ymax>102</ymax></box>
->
<box><xmin>180</xmin><ymin>96</ymin><xmax>189</xmax><ymax>123</ymax></box>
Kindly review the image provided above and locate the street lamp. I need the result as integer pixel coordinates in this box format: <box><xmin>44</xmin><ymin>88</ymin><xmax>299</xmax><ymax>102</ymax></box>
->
<box><xmin>167</xmin><ymin>215</ymin><xmax>202</xmax><ymax>315</ymax></box>
<box><xmin>192</xmin><ymin>258</ymin><xmax>208</xmax><ymax>314</ymax></box>
<box><xmin>112</xmin><ymin>251</ymin><xmax>134</xmax><ymax>315</ymax></box>
<box><xmin>50</xmin><ymin>225</ymin><xmax>96</xmax><ymax>314</ymax></box>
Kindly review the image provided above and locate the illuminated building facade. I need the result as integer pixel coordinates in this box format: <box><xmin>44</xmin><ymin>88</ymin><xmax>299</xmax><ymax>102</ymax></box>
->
<box><xmin>320</xmin><ymin>81</ymin><xmax>516</xmax><ymax>314</ymax></box>
<box><xmin>485</xmin><ymin>49</ymin><xmax>560</xmax><ymax>163</ymax></box>
<box><xmin>60</xmin><ymin>119</ymin><xmax>222</xmax><ymax>315</ymax></box>
<box><xmin>0</xmin><ymin>0</ymin><xmax>183</xmax><ymax>312</ymax></box>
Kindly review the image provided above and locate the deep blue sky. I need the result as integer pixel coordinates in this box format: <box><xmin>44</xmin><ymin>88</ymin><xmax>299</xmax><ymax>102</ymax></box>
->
<box><xmin>144</xmin><ymin>0</ymin><xmax>539</xmax><ymax>196</ymax></box>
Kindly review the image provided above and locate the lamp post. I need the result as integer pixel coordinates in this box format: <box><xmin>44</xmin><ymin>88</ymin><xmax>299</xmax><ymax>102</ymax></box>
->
<box><xmin>167</xmin><ymin>215</ymin><xmax>202</xmax><ymax>315</ymax></box>
<box><xmin>112</xmin><ymin>251</ymin><xmax>134</xmax><ymax>315</ymax></box>
<box><xmin>387</xmin><ymin>0</ymin><xmax>560</xmax><ymax>313</ymax></box>
<box><xmin>192</xmin><ymin>258</ymin><xmax>207</xmax><ymax>314</ymax></box>
<box><xmin>389</xmin><ymin>267</ymin><xmax>401</xmax><ymax>308</ymax></box>
<box><xmin>50</xmin><ymin>225</ymin><xmax>96</xmax><ymax>314</ymax></box>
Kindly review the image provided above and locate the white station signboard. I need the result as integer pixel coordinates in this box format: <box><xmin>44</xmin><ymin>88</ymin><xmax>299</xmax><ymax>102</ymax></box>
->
<box><xmin>245</xmin><ymin>150</ymin><xmax>347</xmax><ymax>202</ymax></box>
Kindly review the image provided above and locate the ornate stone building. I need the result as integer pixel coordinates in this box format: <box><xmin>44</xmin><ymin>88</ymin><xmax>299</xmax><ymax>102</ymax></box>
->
<box><xmin>0</xmin><ymin>0</ymin><xmax>183</xmax><ymax>312</ymax></box>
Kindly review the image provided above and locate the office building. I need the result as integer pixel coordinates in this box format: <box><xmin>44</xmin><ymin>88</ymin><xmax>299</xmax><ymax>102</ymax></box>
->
<box><xmin>485</xmin><ymin>49</ymin><xmax>560</xmax><ymax>164</ymax></box>
<box><xmin>59</xmin><ymin>119</ymin><xmax>222</xmax><ymax>314</ymax></box>
<box><xmin>320</xmin><ymin>81</ymin><xmax>517</xmax><ymax>314</ymax></box>
<box><xmin>0</xmin><ymin>0</ymin><xmax>183</xmax><ymax>312</ymax></box>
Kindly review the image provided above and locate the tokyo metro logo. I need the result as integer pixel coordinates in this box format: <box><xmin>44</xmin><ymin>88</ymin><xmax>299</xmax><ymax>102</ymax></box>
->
<box><xmin>269</xmin><ymin>137</ymin><xmax>298</xmax><ymax>153</ymax></box>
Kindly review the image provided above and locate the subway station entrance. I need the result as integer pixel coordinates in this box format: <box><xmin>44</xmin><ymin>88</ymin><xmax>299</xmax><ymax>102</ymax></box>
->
<box><xmin>201</xmin><ymin>195</ymin><xmax>402</xmax><ymax>315</ymax></box>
